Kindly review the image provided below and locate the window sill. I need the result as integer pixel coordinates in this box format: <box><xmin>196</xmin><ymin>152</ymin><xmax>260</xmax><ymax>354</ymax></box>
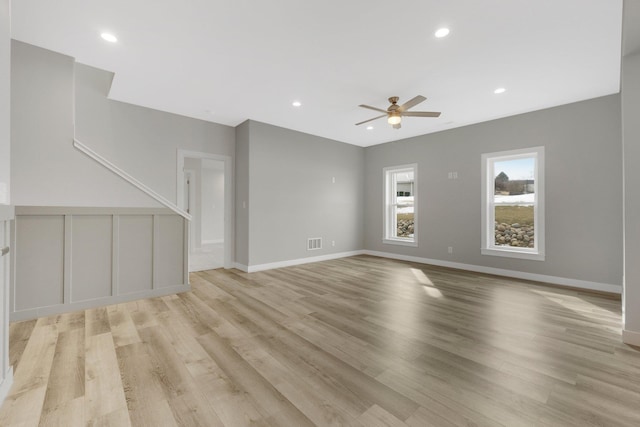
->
<box><xmin>481</xmin><ymin>247</ymin><xmax>544</xmax><ymax>261</ymax></box>
<box><xmin>383</xmin><ymin>238</ymin><xmax>418</xmax><ymax>247</ymax></box>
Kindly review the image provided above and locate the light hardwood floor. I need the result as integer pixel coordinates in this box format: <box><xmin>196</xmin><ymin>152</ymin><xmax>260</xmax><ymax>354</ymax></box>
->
<box><xmin>0</xmin><ymin>255</ymin><xmax>639</xmax><ymax>426</ymax></box>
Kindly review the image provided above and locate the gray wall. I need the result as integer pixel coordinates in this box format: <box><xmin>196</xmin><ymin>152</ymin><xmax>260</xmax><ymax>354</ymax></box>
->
<box><xmin>364</xmin><ymin>95</ymin><xmax>623</xmax><ymax>288</ymax></box>
<box><xmin>11</xmin><ymin>41</ymin><xmax>235</xmax><ymax>207</ymax></box>
<box><xmin>239</xmin><ymin>120</ymin><xmax>364</xmax><ymax>267</ymax></box>
<box><xmin>623</xmin><ymin>51</ymin><xmax>640</xmax><ymax>338</ymax></box>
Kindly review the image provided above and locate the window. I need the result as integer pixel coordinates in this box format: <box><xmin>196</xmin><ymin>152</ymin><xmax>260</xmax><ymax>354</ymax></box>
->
<box><xmin>384</xmin><ymin>164</ymin><xmax>417</xmax><ymax>246</ymax></box>
<box><xmin>481</xmin><ymin>147</ymin><xmax>544</xmax><ymax>260</ymax></box>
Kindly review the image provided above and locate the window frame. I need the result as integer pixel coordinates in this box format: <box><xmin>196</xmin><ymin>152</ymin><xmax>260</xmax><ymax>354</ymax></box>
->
<box><xmin>481</xmin><ymin>147</ymin><xmax>545</xmax><ymax>261</ymax></box>
<box><xmin>383</xmin><ymin>164</ymin><xmax>418</xmax><ymax>247</ymax></box>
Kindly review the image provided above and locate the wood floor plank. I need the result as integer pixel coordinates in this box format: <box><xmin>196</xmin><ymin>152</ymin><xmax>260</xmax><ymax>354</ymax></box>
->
<box><xmin>197</xmin><ymin>330</ymin><xmax>316</xmax><ymax>427</ymax></box>
<box><xmin>85</xmin><ymin>407</ymin><xmax>132</xmax><ymax>427</ymax></box>
<box><xmin>0</xmin><ymin>320</ymin><xmax>59</xmax><ymax>426</ymax></box>
<box><xmin>231</xmin><ymin>335</ymin><xmax>358</xmax><ymax>426</ymax></box>
<box><xmin>84</xmin><ymin>333</ymin><xmax>129</xmax><ymax>423</ymax></box>
<box><xmin>0</xmin><ymin>386</ymin><xmax>49</xmax><ymax>427</ymax></box>
<box><xmin>350</xmin><ymin>404</ymin><xmax>408</xmax><ymax>427</ymax></box>
<box><xmin>85</xmin><ymin>306</ymin><xmax>111</xmax><ymax>337</ymax></box>
<box><xmin>1</xmin><ymin>255</ymin><xmax>639</xmax><ymax>426</ymax></box>
<box><xmin>8</xmin><ymin>319</ymin><xmax>36</xmax><ymax>371</ymax></box>
<box><xmin>127</xmin><ymin>398</ymin><xmax>178</xmax><ymax>427</ymax></box>
<box><xmin>190</xmin><ymin>370</ymin><xmax>267</xmax><ymax>427</ymax></box>
<box><xmin>40</xmin><ymin>327</ymin><xmax>85</xmax><ymax>416</ymax></box>
<box><xmin>106</xmin><ymin>305</ymin><xmax>141</xmax><ymax>348</ymax></box>
<box><xmin>38</xmin><ymin>396</ymin><xmax>84</xmax><ymax>427</ymax></box>
<box><xmin>114</xmin><ymin>341</ymin><xmax>167</xmax><ymax>418</ymax></box>
<box><xmin>404</xmin><ymin>406</ymin><xmax>458</xmax><ymax>427</ymax></box>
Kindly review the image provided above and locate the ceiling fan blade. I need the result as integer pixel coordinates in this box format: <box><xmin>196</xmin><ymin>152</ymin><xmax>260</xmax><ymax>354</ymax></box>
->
<box><xmin>355</xmin><ymin>114</ymin><xmax>386</xmax><ymax>126</ymax></box>
<box><xmin>359</xmin><ymin>104</ymin><xmax>388</xmax><ymax>114</ymax></box>
<box><xmin>402</xmin><ymin>111</ymin><xmax>441</xmax><ymax>118</ymax></box>
<box><xmin>397</xmin><ymin>95</ymin><xmax>427</xmax><ymax>112</ymax></box>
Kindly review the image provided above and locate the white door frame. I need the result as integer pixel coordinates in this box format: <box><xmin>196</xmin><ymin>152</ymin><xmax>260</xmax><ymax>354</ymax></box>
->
<box><xmin>183</xmin><ymin>169</ymin><xmax>196</xmax><ymax>253</ymax></box>
<box><xmin>177</xmin><ymin>150</ymin><xmax>233</xmax><ymax>269</ymax></box>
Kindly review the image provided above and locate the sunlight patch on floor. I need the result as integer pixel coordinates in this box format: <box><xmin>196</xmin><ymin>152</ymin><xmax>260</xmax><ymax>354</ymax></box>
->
<box><xmin>410</xmin><ymin>268</ymin><xmax>443</xmax><ymax>298</ymax></box>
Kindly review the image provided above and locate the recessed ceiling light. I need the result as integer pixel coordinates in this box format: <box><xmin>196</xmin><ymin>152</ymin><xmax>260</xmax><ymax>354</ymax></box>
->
<box><xmin>292</xmin><ymin>101</ymin><xmax>302</xmax><ymax>107</ymax></box>
<box><xmin>435</xmin><ymin>28</ymin><xmax>450</xmax><ymax>38</ymax></box>
<box><xmin>366</xmin><ymin>126</ymin><xmax>374</xmax><ymax>130</ymax></box>
<box><xmin>101</xmin><ymin>32</ymin><xmax>118</xmax><ymax>43</ymax></box>
<box><xmin>494</xmin><ymin>87</ymin><xmax>506</xmax><ymax>94</ymax></box>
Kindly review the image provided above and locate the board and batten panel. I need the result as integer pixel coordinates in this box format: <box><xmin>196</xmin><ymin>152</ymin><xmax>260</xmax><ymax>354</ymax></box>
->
<box><xmin>70</xmin><ymin>215</ymin><xmax>112</xmax><ymax>302</ymax></box>
<box><xmin>14</xmin><ymin>215</ymin><xmax>64</xmax><ymax>311</ymax></box>
<box><xmin>117</xmin><ymin>215</ymin><xmax>153</xmax><ymax>294</ymax></box>
<box><xmin>155</xmin><ymin>215</ymin><xmax>184</xmax><ymax>288</ymax></box>
<box><xmin>11</xmin><ymin>208</ymin><xmax>189</xmax><ymax>321</ymax></box>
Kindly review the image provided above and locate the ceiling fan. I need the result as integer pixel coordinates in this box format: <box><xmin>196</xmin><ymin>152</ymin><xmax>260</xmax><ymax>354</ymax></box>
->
<box><xmin>356</xmin><ymin>95</ymin><xmax>441</xmax><ymax>129</ymax></box>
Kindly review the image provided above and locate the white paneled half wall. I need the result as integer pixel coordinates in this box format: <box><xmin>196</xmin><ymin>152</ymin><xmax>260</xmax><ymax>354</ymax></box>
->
<box><xmin>10</xmin><ymin>207</ymin><xmax>189</xmax><ymax>321</ymax></box>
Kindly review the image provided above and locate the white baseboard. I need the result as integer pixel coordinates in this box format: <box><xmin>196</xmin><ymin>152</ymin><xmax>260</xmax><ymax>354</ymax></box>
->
<box><xmin>623</xmin><ymin>329</ymin><xmax>640</xmax><ymax>346</ymax></box>
<box><xmin>231</xmin><ymin>249</ymin><xmax>621</xmax><ymax>294</ymax></box>
<box><xmin>363</xmin><ymin>250</ymin><xmax>622</xmax><ymax>294</ymax></box>
<box><xmin>234</xmin><ymin>263</ymin><xmax>249</xmax><ymax>272</ymax></box>
<box><xmin>10</xmin><ymin>284</ymin><xmax>191</xmax><ymax>322</ymax></box>
<box><xmin>0</xmin><ymin>366</ymin><xmax>13</xmax><ymax>406</ymax></box>
<box><xmin>239</xmin><ymin>250</ymin><xmax>366</xmax><ymax>273</ymax></box>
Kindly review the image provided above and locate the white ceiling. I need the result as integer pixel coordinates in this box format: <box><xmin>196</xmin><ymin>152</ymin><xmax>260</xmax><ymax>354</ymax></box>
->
<box><xmin>11</xmin><ymin>0</ymin><xmax>623</xmax><ymax>147</ymax></box>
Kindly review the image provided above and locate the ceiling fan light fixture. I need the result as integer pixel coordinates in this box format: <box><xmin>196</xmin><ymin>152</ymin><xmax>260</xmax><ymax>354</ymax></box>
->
<box><xmin>435</xmin><ymin>28</ymin><xmax>450</xmax><ymax>38</ymax></box>
<box><xmin>100</xmin><ymin>32</ymin><xmax>118</xmax><ymax>43</ymax></box>
<box><xmin>388</xmin><ymin>114</ymin><xmax>401</xmax><ymax>125</ymax></box>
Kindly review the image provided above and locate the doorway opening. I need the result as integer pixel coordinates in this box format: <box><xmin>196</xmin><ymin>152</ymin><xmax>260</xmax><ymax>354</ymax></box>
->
<box><xmin>177</xmin><ymin>150</ymin><xmax>232</xmax><ymax>272</ymax></box>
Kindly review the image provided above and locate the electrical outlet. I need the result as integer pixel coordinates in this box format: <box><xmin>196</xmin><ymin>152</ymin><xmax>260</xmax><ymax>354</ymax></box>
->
<box><xmin>448</xmin><ymin>246</ymin><xmax>453</xmax><ymax>254</ymax></box>
<box><xmin>453</xmin><ymin>172</ymin><xmax>458</xmax><ymax>179</ymax></box>
<box><xmin>448</xmin><ymin>172</ymin><xmax>453</xmax><ymax>179</ymax></box>
<box><xmin>332</xmin><ymin>240</ymin><xmax>335</xmax><ymax>247</ymax></box>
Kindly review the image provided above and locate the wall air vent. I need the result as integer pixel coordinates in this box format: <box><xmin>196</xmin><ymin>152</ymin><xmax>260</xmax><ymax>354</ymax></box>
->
<box><xmin>307</xmin><ymin>237</ymin><xmax>322</xmax><ymax>251</ymax></box>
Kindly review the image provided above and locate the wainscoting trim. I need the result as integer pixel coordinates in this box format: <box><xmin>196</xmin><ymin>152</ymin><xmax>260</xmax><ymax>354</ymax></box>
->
<box><xmin>11</xmin><ymin>206</ymin><xmax>189</xmax><ymax>321</ymax></box>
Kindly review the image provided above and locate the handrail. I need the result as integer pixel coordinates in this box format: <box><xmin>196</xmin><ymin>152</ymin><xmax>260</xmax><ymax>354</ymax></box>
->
<box><xmin>73</xmin><ymin>139</ymin><xmax>192</xmax><ymax>221</ymax></box>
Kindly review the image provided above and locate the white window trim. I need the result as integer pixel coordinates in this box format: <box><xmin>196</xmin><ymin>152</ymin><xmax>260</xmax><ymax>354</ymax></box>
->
<box><xmin>481</xmin><ymin>147</ymin><xmax>545</xmax><ymax>261</ymax></box>
<box><xmin>383</xmin><ymin>164</ymin><xmax>418</xmax><ymax>247</ymax></box>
